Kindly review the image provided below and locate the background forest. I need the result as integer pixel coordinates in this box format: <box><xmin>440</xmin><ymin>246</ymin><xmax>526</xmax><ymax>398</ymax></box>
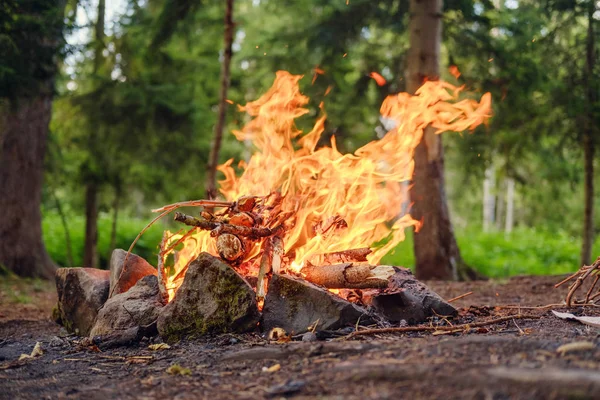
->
<box><xmin>2</xmin><ymin>0</ymin><xmax>599</xmax><ymax>280</ymax></box>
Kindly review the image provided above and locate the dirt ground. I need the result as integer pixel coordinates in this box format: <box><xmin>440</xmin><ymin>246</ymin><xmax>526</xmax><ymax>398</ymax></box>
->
<box><xmin>1</xmin><ymin>274</ymin><xmax>599</xmax><ymax>400</ymax></box>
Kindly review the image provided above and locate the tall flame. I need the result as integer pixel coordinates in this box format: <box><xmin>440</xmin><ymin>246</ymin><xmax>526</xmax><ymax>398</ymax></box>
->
<box><xmin>162</xmin><ymin>71</ymin><xmax>491</xmax><ymax>300</ymax></box>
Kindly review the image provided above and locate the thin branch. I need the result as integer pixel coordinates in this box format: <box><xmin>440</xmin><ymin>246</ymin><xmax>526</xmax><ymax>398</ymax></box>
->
<box><xmin>344</xmin><ymin>314</ymin><xmax>540</xmax><ymax>339</ymax></box>
<box><xmin>174</xmin><ymin>212</ymin><xmax>279</xmax><ymax>239</ymax></box>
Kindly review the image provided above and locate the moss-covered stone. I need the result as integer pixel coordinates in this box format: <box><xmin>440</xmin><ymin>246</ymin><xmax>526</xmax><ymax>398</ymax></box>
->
<box><xmin>157</xmin><ymin>253</ymin><xmax>259</xmax><ymax>342</ymax></box>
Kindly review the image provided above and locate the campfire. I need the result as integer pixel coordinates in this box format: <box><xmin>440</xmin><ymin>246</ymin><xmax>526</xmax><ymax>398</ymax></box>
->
<box><xmin>55</xmin><ymin>71</ymin><xmax>492</xmax><ymax>343</ymax></box>
<box><xmin>148</xmin><ymin>71</ymin><xmax>491</xmax><ymax>303</ymax></box>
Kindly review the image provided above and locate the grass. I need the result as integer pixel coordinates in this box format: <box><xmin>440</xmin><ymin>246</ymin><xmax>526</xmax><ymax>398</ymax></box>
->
<box><xmin>43</xmin><ymin>211</ymin><xmax>599</xmax><ymax>278</ymax></box>
<box><xmin>381</xmin><ymin>227</ymin><xmax>600</xmax><ymax>278</ymax></box>
<box><xmin>43</xmin><ymin>211</ymin><xmax>164</xmax><ymax>269</ymax></box>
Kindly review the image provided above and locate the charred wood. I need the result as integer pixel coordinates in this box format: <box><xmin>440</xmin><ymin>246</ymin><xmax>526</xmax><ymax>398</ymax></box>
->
<box><xmin>174</xmin><ymin>212</ymin><xmax>278</xmax><ymax>239</ymax></box>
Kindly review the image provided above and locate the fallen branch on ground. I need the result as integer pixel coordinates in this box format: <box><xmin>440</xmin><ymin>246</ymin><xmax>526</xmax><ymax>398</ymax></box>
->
<box><xmin>555</xmin><ymin>256</ymin><xmax>600</xmax><ymax>307</ymax></box>
<box><xmin>344</xmin><ymin>314</ymin><xmax>541</xmax><ymax>339</ymax></box>
<box><xmin>447</xmin><ymin>291</ymin><xmax>473</xmax><ymax>303</ymax></box>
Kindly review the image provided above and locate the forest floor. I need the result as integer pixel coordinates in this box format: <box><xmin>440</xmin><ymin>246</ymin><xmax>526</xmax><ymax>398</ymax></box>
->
<box><xmin>1</xmin><ymin>274</ymin><xmax>599</xmax><ymax>399</ymax></box>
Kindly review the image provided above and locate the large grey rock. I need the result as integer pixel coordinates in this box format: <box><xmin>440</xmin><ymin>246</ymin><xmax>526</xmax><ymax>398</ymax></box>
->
<box><xmin>109</xmin><ymin>249</ymin><xmax>157</xmax><ymax>298</ymax></box>
<box><xmin>262</xmin><ymin>274</ymin><xmax>373</xmax><ymax>334</ymax></box>
<box><xmin>90</xmin><ymin>275</ymin><xmax>162</xmax><ymax>338</ymax></box>
<box><xmin>365</xmin><ymin>268</ymin><xmax>457</xmax><ymax>324</ymax></box>
<box><xmin>157</xmin><ymin>252</ymin><xmax>260</xmax><ymax>341</ymax></box>
<box><xmin>55</xmin><ymin>268</ymin><xmax>110</xmax><ymax>336</ymax></box>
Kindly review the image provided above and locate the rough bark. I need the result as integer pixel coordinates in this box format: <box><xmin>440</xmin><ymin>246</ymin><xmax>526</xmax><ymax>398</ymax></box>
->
<box><xmin>0</xmin><ymin>1</ymin><xmax>66</xmax><ymax>278</ymax></box>
<box><xmin>0</xmin><ymin>97</ymin><xmax>56</xmax><ymax>278</ymax></box>
<box><xmin>206</xmin><ymin>0</ymin><xmax>235</xmax><ymax>199</ymax></box>
<box><xmin>581</xmin><ymin>1</ymin><xmax>596</xmax><ymax>267</ymax></box>
<box><xmin>406</xmin><ymin>0</ymin><xmax>471</xmax><ymax>280</ymax></box>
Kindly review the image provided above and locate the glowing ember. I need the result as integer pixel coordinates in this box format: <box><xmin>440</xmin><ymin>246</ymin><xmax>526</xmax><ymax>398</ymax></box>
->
<box><xmin>160</xmin><ymin>71</ymin><xmax>491</xmax><ymax>301</ymax></box>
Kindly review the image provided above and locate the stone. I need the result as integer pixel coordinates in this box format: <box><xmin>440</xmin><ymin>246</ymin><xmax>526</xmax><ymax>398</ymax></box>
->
<box><xmin>55</xmin><ymin>268</ymin><xmax>110</xmax><ymax>336</ymax></box>
<box><xmin>90</xmin><ymin>275</ymin><xmax>162</xmax><ymax>338</ymax></box>
<box><xmin>365</xmin><ymin>267</ymin><xmax>457</xmax><ymax>324</ymax></box>
<box><xmin>109</xmin><ymin>249</ymin><xmax>157</xmax><ymax>297</ymax></box>
<box><xmin>157</xmin><ymin>252</ymin><xmax>260</xmax><ymax>341</ymax></box>
<box><xmin>262</xmin><ymin>274</ymin><xmax>374</xmax><ymax>335</ymax></box>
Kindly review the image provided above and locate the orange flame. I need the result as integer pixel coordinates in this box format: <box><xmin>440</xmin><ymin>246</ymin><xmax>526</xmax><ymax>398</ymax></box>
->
<box><xmin>162</xmin><ymin>71</ymin><xmax>491</xmax><ymax>300</ymax></box>
<box><xmin>369</xmin><ymin>72</ymin><xmax>387</xmax><ymax>86</ymax></box>
<box><xmin>448</xmin><ymin>65</ymin><xmax>461</xmax><ymax>79</ymax></box>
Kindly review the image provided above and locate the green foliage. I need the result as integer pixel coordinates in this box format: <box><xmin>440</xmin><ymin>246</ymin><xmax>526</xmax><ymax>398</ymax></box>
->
<box><xmin>42</xmin><ymin>211</ymin><xmax>164</xmax><ymax>269</ymax></box>
<box><xmin>0</xmin><ymin>0</ymin><xmax>67</xmax><ymax>100</ymax></box>
<box><xmin>382</xmin><ymin>227</ymin><xmax>600</xmax><ymax>278</ymax></box>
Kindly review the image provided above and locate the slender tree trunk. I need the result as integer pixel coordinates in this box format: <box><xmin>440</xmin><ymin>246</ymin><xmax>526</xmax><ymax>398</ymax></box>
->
<box><xmin>406</xmin><ymin>0</ymin><xmax>473</xmax><ymax>280</ymax></box>
<box><xmin>581</xmin><ymin>1</ymin><xmax>596</xmax><ymax>266</ymax></box>
<box><xmin>495</xmin><ymin>178</ymin><xmax>505</xmax><ymax>231</ymax></box>
<box><xmin>504</xmin><ymin>178</ymin><xmax>515</xmax><ymax>234</ymax></box>
<box><xmin>83</xmin><ymin>0</ymin><xmax>105</xmax><ymax>268</ymax></box>
<box><xmin>206</xmin><ymin>0</ymin><xmax>235</xmax><ymax>199</ymax></box>
<box><xmin>109</xmin><ymin>183</ymin><xmax>121</xmax><ymax>255</ymax></box>
<box><xmin>51</xmin><ymin>190</ymin><xmax>74</xmax><ymax>267</ymax></box>
<box><xmin>483</xmin><ymin>165</ymin><xmax>496</xmax><ymax>232</ymax></box>
<box><xmin>83</xmin><ymin>182</ymin><xmax>98</xmax><ymax>268</ymax></box>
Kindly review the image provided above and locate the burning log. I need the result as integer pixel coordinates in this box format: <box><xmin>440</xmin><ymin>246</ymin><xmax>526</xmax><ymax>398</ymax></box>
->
<box><xmin>216</xmin><ymin>233</ymin><xmax>245</xmax><ymax>262</ymax></box>
<box><xmin>307</xmin><ymin>247</ymin><xmax>372</xmax><ymax>265</ymax></box>
<box><xmin>301</xmin><ymin>263</ymin><xmax>394</xmax><ymax>289</ymax></box>
<box><xmin>174</xmin><ymin>212</ymin><xmax>278</xmax><ymax>240</ymax></box>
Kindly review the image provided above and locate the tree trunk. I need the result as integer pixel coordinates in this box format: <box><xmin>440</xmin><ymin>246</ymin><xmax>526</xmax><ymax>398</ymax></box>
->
<box><xmin>495</xmin><ymin>178</ymin><xmax>505</xmax><ymax>231</ymax></box>
<box><xmin>206</xmin><ymin>0</ymin><xmax>235</xmax><ymax>199</ymax></box>
<box><xmin>0</xmin><ymin>97</ymin><xmax>56</xmax><ymax>278</ymax></box>
<box><xmin>504</xmin><ymin>178</ymin><xmax>515</xmax><ymax>235</ymax></box>
<box><xmin>483</xmin><ymin>165</ymin><xmax>496</xmax><ymax>232</ymax></box>
<box><xmin>83</xmin><ymin>182</ymin><xmax>99</xmax><ymax>269</ymax></box>
<box><xmin>0</xmin><ymin>0</ymin><xmax>66</xmax><ymax>279</ymax></box>
<box><xmin>581</xmin><ymin>1</ymin><xmax>596</xmax><ymax>267</ymax></box>
<box><xmin>51</xmin><ymin>189</ymin><xmax>74</xmax><ymax>267</ymax></box>
<box><xmin>406</xmin><ymin>0</ymin><xmax>472</xmax><ymax>280</ymax></box>
<box><xmin>109</xmin><ymin>183</ymin><xmax>121</xmax><ymax>256</ymax></box>
<box><xmin>82</xmin><ymin>0</ymin><xmax>105</xmax><ymax>268</ymax></box>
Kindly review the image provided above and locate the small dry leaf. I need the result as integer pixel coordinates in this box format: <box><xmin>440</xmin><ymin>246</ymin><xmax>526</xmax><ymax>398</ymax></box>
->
<box><xmin>556</xmin><ymin>341</ymin><xmax>596</xmax><ymax>355</ymax></box>
<box><xmin>552</xmin><ymin>310</ymin><xmax>600</xmax><ymax>328</ymax></box>
<box><xmin>148</xmin><ymin>343</ymin><xmax>171</xmax><ymax>351</ymax></box>
<box><xmin>30</xmin><ymin>342</ymin><xmax>43</xmax><ymax>357</ymax></box>
<box><xmin>167</xmin><ymin>364</ymin><xmax>191</xmax><ymax>376</ymax></box>
<box><xmin>262</xmin><ymin>363</ymin><xmax>281</xmax><ymax>373</ymax></box>
<box><xmin>19</xmin><ymin>342</ymin><xmax>44</xmax><ymax>360</ymax></box>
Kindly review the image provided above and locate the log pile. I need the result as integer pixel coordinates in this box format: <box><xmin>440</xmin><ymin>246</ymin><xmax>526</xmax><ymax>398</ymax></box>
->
<box><xmin>163</xmin><ymin>195</ymin><xmax>456</xmax><ymax>325</ymax></box>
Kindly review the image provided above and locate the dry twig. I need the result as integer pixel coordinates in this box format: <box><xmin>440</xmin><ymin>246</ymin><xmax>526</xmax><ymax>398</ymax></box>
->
<box><xmin>344</xmin><ymin>314</ymin><xmax>540</xmax><ymax>339</ymax></box>
<box><xmin>555</xmin><ymin>256</ymin><xmax>600</xmax><ymax>307</ymax></box>
<box><xmin>447</xmin><ymin>291</ymin><xmax>474</xmax><ymax>303</ymax></box>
